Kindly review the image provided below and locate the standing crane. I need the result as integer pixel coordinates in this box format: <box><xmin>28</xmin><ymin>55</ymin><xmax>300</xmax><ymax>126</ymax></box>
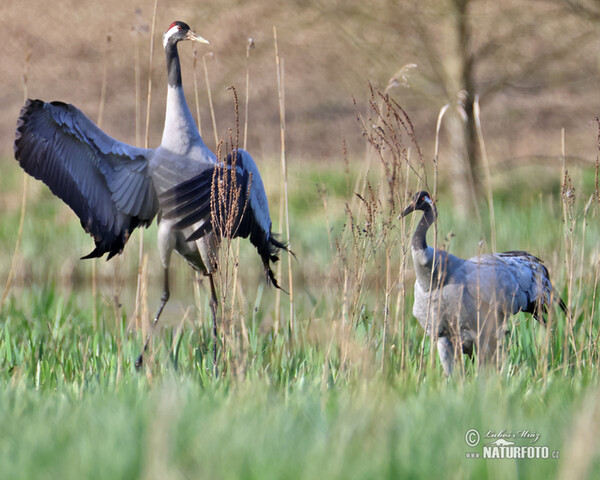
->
<box><xmin>401</xmin><ymin>191</ymin><xmax>566</xmax><ymax>375</ymax></box>
<box><xmin>13</xmin><ymin>21</ymin><xmax>287</xmax><ymax>370</ymax></box>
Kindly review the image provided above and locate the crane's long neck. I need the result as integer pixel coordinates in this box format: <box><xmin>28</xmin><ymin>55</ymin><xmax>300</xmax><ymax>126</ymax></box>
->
<box><xmin>161</xmin><ymin>41</ymin><xmax>202</xmax><ymax>153</ymax></box>
<box><xmin>412</xmin><ymin>206</ymin><xmax>436</xmax><ymax>252</ymax></box>
<box><xmin>410</xmin><ymin>205</ymin><xmax>438</xmax><ymax>288</ymax></box>
<box><xmin>166</xmin><ymin>40</ymin><xmax>184</xmax><ymax>88</ymax></box>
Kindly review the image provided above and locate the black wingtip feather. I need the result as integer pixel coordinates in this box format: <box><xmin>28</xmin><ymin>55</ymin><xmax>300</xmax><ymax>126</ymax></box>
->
<box><xmin>264</xmin><ymin>260</ymin><xmax>288</xmax><ymax>294</ymax></box>
<box><xmin>257</xmin><ymin>234</ymin><xmax>294</xmax><ymax>294</ymax></box>
<box><xmin>557</xmin><ymin>295</ymin><xmax>568</xmax><ymax>316</ymax></box>
<box><xmin>14</xmin><ymin>98</ymin><xmax>157</xmax><ymax>261</ymax></box>
<box><xmin>269</xmin><ymin>235</ymin><xmax>295</xmax><ymax>262</ymax></box>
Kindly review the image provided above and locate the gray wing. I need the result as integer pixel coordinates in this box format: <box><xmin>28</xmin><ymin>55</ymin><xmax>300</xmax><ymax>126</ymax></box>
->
<box><xmin>14</xmin><ymin>99</ymin><xmax>159</xmax><ymax>259</ymax></box>
<box><xmin>160</xmin><ymin>150</ymin><xmax>288</xmax><ymax>290</ymax></box>
<box><xmin>464</xmin><ymin>251</ymin><xmax>566</xmax><ymax>321</ymax></box>
<box><xmin>159</xmin><ymin>151</ymin><xmax>258</xmax><ymax>242</ymax></box>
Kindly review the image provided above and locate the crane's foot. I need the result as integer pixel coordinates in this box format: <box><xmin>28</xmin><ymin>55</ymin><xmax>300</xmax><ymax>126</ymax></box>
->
<box><xmin>134</xmin><ymin>353</ymin><xmax>144</xmax><ymax>371</ymax></box>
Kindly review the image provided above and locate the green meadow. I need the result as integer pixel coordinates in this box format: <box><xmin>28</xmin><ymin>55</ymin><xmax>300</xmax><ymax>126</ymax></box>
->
<box><xmin>1</xmin><ymin>138</ymin><xmax>599</xmax><ymax>478</ymax></box>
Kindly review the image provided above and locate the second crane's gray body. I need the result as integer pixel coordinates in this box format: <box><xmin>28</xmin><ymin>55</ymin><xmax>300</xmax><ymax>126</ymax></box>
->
<box><xmin>403</xmin><ymin>192</ymin><xmax>566</xmax><ymax>375</ymax></box>
<box><xmin>411</xmin><ymin>246</ymin><xmax>556</xmax><ymax>359</ymax></box>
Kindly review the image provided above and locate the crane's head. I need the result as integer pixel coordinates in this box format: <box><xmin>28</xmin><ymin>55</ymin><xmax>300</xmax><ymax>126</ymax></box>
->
<box><xmin>400</xmin><ymin>191</ymin><xmax>435</xmax><ymax>218</ymax></box>
<box><xmin>163</xmin><ymin>21</ymin><xmax>209</xmax><ymax>49</ymax></box>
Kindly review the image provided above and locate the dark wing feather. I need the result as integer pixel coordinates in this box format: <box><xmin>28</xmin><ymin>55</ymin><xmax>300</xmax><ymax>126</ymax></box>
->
<box><xmin>160</xmin><ymin>156</ymin><xmax>249</xmax><ymax>239</ymax></box>
<box><xmin>160</xmin><ymin>151</ymin><xmax>289</xmax><ymax>290</ymax></box>
<box><xmin>467</xmin><ymin>250</ymin><xmax>567</xmax><ymax>322</ymax></box>
<box><xmin>14</xmin><ymin>99</ymin><xmax>159</xmax><ymax>259</ymax></box>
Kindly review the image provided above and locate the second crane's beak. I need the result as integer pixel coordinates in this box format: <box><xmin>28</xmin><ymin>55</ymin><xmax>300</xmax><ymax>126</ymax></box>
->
<box><xmin>187</xmin><ymin>30</ymin><xmax>210</xmax><ymax>44</ymax></box>
<box><xmin>399</xmin><ymin>202</ymin><xmax>416</xmax><ymax>219</ymax></box>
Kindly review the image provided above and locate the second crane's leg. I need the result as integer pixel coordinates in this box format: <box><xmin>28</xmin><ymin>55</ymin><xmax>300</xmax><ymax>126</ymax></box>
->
<box><xmin>208</xmin><ymin>273</ymin><xmax>219</xmax><ymax>376</ymax></box>
<box><xmin>437</xmin><ymin>336</ymin><xmax>454</xmax><ymax>376</ymax></box>
<box><xmin>135</xmin><ymin>266</ymin><xmax>170</xmax><ymax>370</ymax></box>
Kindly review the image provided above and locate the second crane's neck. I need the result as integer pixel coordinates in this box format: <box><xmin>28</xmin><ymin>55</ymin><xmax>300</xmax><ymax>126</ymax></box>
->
<box><xmin>161</xmin><ymin>41</ymin><xmax>203</xmax><ymax>153</ymax></box>
<box><xmin>412</xmin><ymin>205</ymin><xmax>437</xmax><ymax>252</ymax></box>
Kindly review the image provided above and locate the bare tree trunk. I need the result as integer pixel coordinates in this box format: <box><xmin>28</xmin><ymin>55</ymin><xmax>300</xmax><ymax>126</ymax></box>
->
<box><xmin>446</xmin><ymin>107</ymin><xmax>478</xmax><ymax>217</ymax></box>
<box><xmin>444</xmin><ymin>0</ymin><xmax>479</xmax><ymax>217</ymax></box>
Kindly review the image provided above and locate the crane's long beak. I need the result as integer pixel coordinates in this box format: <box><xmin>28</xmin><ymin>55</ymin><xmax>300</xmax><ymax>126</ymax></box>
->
<box><xmin>399</xmin><ymin>202</ymin><xmax>415</xmax><ymax>219</ymax></box>
<box><xmin>187</xmin><ymin>31</ymin><xmax>210</xmax><ymax>44</ymax></box>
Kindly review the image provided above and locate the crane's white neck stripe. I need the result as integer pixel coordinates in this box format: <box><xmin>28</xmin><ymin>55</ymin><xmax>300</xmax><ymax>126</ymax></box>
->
<box><xmin>163</xmin><ymin>26</ymin><xmax>180</xmax><ymax>48</ymax></box>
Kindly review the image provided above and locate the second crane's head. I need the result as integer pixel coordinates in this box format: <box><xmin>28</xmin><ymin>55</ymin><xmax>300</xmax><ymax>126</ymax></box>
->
<box><xmin>163</xmin><ymin>21</ymin><xmax>209</xmax><ymax>49</ymax></box>
<box><xmin>400</xmin><ymin>191</ymin><xmax>436</xmax><ymax>219</ymax></box>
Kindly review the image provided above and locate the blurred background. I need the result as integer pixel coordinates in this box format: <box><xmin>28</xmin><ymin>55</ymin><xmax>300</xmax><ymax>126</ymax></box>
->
<box><xmin>1</xmin><ymin>0</ymin><xmax>600</xmax><ymax>320</ymax></box>
<box><xmin>2</xmin><ymin>0</ymin><xmax>600</xmax><ymax>210</ymax></box>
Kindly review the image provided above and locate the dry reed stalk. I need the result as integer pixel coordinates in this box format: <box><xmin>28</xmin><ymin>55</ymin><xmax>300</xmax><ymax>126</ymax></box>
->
<box><xmin>202</xmin><ymin>53</ymin><xmax>219</xmax><ymax>148</ymax></box>
<box><xmin>352</xmin><ymin>85</ymin><xmax>428</xmax><ymax>376</ymax></box>
<box><xmin>133</xmin><ymin>13</ymin><xmax>144</xmax><ymax>148</ymax></box>
<box><xmin>232</xmin><ymin>37</ymin><xmax>256</xmax><ymax>350</ymax></box>
<box><xmin>1</xmin><ymin>175</ymin><xmax>28</xmax><ymax>310</ymax></box>
<box><xmin>414</xmin><ymin>103</ymin><xmax>450</xmax><ymax>378</ymax></box>
<box><xmin>222</xmin><ymin>88</ymin><xmax>247</xmax><ymax>356</ymax></box>
<box><xmin>192</xmin><ymin>47</ymin><xmax>202</xmax><ymax>136</ymax></box>
<box><xmin>433</xmin><ymin>104</ymin><xmax>448</xmax><ymax>200</ymax></box>
<box><xmin>132</xmin><ymin>0</ymin><xmax>158</xmax><ymax>334</ymax></box>
<box><xmin>167</xmin><ymin>306</ymin><xmax>191</xmax><ymax>365</ymax></box>
<box><xmin>2</xmin><ymin>51</ymin><xmax>34</xmax><ymax>310</ymax></box>
<box><xmin>381</xmin><ymin>245</ymin><xmax>392</xmax><ymax>373</ymax></box>
<box><xmin>1</xmin><ymin>48</ymin><xmax>30</xmax><ymax>309</ymax></box>
<box><xmin>273</xmin><ymin>26</ymin><xmax>294</xmax><ymax>336</ymax></box>
<box><xmin>540</xmin><ymin>281</ymin><xmax>557</xmax><ymax>385</ymax></box>
<box><xmin>474</xmin><ymin>95</ymin><xmax>496</xmax><ymax>252</ymax></box>
<box><xmin>591</xmin><ymin>148</ymin><xmax>600</xmax><ymax>358</ymax></box>
<box><xmin>274</xmin><ymin>208</ymin><xmax>283</xmax><ymax>332</ymax></box>
<box><xmin>144</xmin><ymin>0</ymin><xmax>158</xmax><ymax>149</ymax></box>
<box><xmin>92</xmin><ymin>33</ymin><xmax>112</xmax><ymax>331</ymax></box>
<box><xmin>560</xmin><ymin>129</ymin><xmax>580</xmax><ymax>371</ymax></box>
<box><xmin>243</xmin><ymin>38</ymin><xmax>254</xmax><ymax>151</ymax></box>
<box><xmin>133</xmin><ymin>0</ymin><xmax>158</xmax><ymax>334</ymax></box>
<box><xmin>394</xmin><ymin>161</ymin><xmax>412</xmax><ymax>378</ymax></box>
<box><xmin>591</xmin><ymin>258</ymin><xmax>600</xmax><ymax>358</ymax></box>
<box><xmin>97</xmin><ymin>34</ymin><xmax>111</xmax><ymax>127</ymax></box>
<box><xmin>575</xmin><ymin>195</ymin><xmax>594</xmax><ymax>323</ymax></box>
<box><xmin>1</xmin><ymin>172</ymin><xmax>29</xmax><ymax>310</ymax></box>
<box><xmin>205</xmin><ymin>102</ymin><xmax>256</xmax><ymax>373</ymax></box>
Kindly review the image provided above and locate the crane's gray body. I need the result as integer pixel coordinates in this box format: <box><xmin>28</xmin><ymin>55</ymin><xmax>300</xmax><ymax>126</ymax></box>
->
<box><xmin>13</xmin><ymin>22</ymin><xmax>286</xmax><ymax>369</ymax></box>
<box><xmin>403</xmin><ymin>192</ymin><xmax>565</xmax><ymax>375</ymax></box>
<box><xmin>412</xmin><ymin>246</ymin><xmax>556</xmax><ymax>360</ymax></box>
<box><xmin>150</xmin><ymin>84</ymin><xmax>218</xmax><ymax>276</ymax></box>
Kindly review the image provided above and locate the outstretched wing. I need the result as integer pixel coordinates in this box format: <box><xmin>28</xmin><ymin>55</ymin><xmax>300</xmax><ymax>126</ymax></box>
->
<box><xmin>160</xmin><ymin>149</ymin><xmax>288</xmax><ymax>289</ymax></box>
<box><xmin>465</xmin><ymin>251</ymin><xmax>566</xmax><ymax>322</ymax></box>
<box><xmin>14</xmin><ymin>99</ymin><xmax>159</xmax><ymax>259</ymax></box>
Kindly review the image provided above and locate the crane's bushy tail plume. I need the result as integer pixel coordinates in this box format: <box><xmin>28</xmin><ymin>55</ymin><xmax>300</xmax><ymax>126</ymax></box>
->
<box><xmin>496</xmin><ymin>251</ymin><xmax>567</xmax><ymax>323</ymax></box>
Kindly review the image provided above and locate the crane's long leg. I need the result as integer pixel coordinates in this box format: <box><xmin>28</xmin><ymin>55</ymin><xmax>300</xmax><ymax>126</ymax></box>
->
<box><xmin>437</xmin><ymin>336</ymin><xmax>454</xmax><ymax>376</ymax></box>
<box><xmin>208</xmin><ymin>273</ymin><xmax>219</xmax><ymax>377</ymax></box>
<box><xmin>135</xmin><ymin>267</ymin><xmax>170</xmax><ymax>370</ymax></box>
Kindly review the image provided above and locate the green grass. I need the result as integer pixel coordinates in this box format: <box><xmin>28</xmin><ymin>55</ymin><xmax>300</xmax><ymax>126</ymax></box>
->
<box><xmin>1</xmin><ymin>156</ymin><xmax>600</xmax><ymax>479</ymax></box>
